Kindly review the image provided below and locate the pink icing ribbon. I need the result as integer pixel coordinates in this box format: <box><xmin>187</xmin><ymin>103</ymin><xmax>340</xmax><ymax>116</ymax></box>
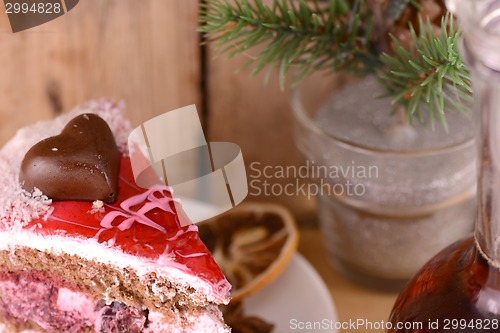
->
<box><xmin>100</xmin><ymin>185</ymin><xmax>177</xmax><ymax>233</ymax></box>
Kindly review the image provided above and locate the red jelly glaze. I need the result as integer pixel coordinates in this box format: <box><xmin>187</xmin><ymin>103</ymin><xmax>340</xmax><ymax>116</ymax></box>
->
<box><xmin>24</xmin><ymin>157</ymin><xmax>226</xmax><ymax>286</ymax></box>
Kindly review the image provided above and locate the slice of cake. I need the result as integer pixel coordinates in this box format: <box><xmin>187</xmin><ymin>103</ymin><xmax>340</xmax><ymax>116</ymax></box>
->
<box><xmin>0</xmin><ymin>100</ymin><xmax>231</xmax><ymax>333</ymax></box>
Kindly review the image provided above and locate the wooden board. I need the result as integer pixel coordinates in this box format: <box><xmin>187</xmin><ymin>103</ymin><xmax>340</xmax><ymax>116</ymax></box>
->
<box><xmin>205</xmin><ymin>45</ymin><xmax>313</xmax><ymax>218</ymax></box>
<box><xmin>0</xmin><ymin>3</ymin><xmax>403</xmax><ymax>329</ymax></box>
<box><xmin>206</xmin><ymin>49</ymin><xmax>302</xmax><ymax>169</ymax></box>
<box><xmin>0</xmin><ymin>0</ymin><xmax>201</xmax><ymax>145</ymax></box>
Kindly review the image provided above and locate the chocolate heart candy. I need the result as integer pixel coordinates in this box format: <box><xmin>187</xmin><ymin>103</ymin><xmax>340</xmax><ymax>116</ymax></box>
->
<box><xmin>20</xmin><ymin>114</ymin><xmax>120</xmax><ymax>203</ymax></box>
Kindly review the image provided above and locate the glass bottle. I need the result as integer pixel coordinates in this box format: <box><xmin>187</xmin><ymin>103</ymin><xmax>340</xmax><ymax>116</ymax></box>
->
<box><xmin>387</xmin><ymin>1</ymin><xmax>500</xmax><ymax>332</ymax></box>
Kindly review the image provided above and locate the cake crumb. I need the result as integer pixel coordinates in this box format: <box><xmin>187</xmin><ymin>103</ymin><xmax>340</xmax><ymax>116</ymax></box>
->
<box><xmin>89</xmin><ymin>200</ymin><xmax>105</xmax><ymax>214</ymax></box>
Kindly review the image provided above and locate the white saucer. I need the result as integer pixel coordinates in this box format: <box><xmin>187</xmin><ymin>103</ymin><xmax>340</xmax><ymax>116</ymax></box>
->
<box><xmin>181</xmin><ymin>199</ymin><xmax>339</xmax><ymax>332</ymax></box>
<box><xmin>246</xmin><ymin>254</ymin><xmax>339</xmax><ymax>333</ymax></box>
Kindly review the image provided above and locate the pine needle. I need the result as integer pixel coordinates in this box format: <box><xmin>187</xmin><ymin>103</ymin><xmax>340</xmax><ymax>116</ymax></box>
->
<box><xmin>379</xmin><ymin>14</ymin><xmax>472</xmax><ymax>126</ymax></box>
<box><xmin>200</xmin><ymin>1</ymin><xmax>473</xmax><ymax>127</ymax></box>
<box><xmin>199</xmin><ymin>0</ymin><xmax>380</xmax><ymax>90</ymax></box>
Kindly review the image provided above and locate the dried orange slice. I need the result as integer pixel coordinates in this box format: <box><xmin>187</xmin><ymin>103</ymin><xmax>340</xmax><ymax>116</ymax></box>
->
<box><xmin>198</xmin><ymin>203</ymin><xmax>299</xmax><ymax>301</ymax></box>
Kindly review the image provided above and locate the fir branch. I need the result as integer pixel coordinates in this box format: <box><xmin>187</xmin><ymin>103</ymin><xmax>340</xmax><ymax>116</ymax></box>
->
<box><xmin>200</xmin><ymin>1</ymin><xmax>472</xmax><ymax>127</ymax></box>
<box><xmin>200</xmin><ymin>0</ymin><xmax>381</xmax><ymax>89</ymax></box>
<box><xmin>379</xmin><ymin>14</ymin><xmax>472</xmax><ymax>129</ymax></box>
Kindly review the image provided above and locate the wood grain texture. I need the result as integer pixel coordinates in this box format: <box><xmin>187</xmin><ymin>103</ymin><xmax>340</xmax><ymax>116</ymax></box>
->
<box><xmin>204</xmin><ymin>0</ymin><xmax>302</xmax><ymax>172</ymax></box>
<box><xmin>0</xmin><ymin>2</ymin><xmax>401</xmax><ymax>327</ymax></box>
<box><xmin>205</xmin><ymin>46</ymin><xmax>315</xmax><ymax>216</ymax></box>
<box><xmin>206</xmin><ymin>50</ymin><xmax>301</xmax><ymax>169</ymax></box>
<box><xmin>0</xmin><ymin>0</ymin><xmax>201</xmax><ymax>146</ymax></box>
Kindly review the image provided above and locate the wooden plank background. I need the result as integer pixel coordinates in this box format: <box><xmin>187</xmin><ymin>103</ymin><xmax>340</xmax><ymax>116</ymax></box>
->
<box><xmin>0</xmin><ymin>0</ymin><xmax>201</xmax><ymax>144</ymax></box>
<box><xmin>0</xmin><ymin>0</ymin><xmax>310</xmax><ymax>213</ymax></box>
<box><xmin>206</xmin><ymin>52</ymin><xmax>301</xmax><ymax>171</ymax></box>
<box><xmin>0</xmin><ymin>3</ymin><xmax>401</xmax><ymax>326</ymax></box>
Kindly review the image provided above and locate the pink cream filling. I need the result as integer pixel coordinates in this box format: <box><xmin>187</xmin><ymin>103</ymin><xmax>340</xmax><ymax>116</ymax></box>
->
<box><xmin>0</xmin><ymin>272</ymin><xmax>148</xmax><ymax>333</ymax></box>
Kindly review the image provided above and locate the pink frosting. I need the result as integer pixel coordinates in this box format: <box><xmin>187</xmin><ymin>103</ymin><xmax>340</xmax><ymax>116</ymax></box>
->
<box><xmin>100</xmin><ymin>185</ymin><xmax>174</xmax><ymax>233</ymax></box>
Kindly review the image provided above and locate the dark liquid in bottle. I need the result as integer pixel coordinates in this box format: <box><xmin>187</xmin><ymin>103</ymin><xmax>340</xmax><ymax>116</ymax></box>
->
<box><xmin>388</xmin><ymin>237</ymin><xmax>500</xmax><ymax>332</ymax></box>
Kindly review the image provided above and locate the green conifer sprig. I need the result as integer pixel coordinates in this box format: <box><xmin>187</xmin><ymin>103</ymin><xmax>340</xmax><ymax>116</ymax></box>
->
<box><xmin>200</xmin><ymin>0</ymin><xmax>380</xmax><ymax>89</ymax></box>
<box><xmin>200</xmin><ymin>0</ymin><xmax>472</xmax><ymax>126</ymax></box>
<box><xmin>379</xmin><ymin>14</ymin><xmax>472</xmax><ymax>129</ymax></box>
